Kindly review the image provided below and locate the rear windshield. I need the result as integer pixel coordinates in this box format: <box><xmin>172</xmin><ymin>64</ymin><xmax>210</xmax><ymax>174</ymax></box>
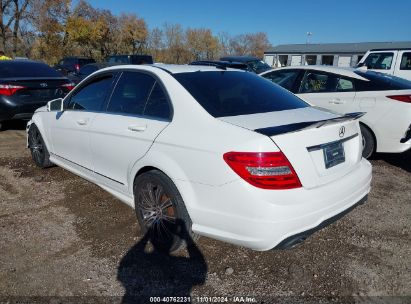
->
<box><xmin>79</xmin><ymin>59</ymin><xmax>95</xmax><ymax>65</ymax></box>
<box><xmin>0</xmin><ymin>61</ymin><xmax>62</xmax><ymax>78</ymax></box>
<box><xmin>354</xmin><ymin>70</ymin><xmax>411</xmax><ymax>91</ymax></box>
<box><xmin>174</xmin><ymin>71</ymin><xmax>309</xmax><ymax>117</ymax></box>
<box><xmin>247</xmin><ymin>60</ymin><xmax>271</xmax><ymax>73</ymax></box>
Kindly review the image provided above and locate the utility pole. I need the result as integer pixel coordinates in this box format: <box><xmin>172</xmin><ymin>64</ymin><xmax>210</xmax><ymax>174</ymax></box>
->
<box><xmin>306</xmin><ymin>32</ymin><xmax>313</xmax><ymax>44</ymax></box>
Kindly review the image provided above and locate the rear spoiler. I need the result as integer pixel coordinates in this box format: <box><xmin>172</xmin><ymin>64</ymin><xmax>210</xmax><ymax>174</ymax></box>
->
<box><xmin>255</xmin><ymin>112</ymin><xmax>365</xmax><ymax>137</ymax></box>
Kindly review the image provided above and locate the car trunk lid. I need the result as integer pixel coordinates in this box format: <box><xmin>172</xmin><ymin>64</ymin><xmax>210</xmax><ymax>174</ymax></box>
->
<box><xmin>219</xmin><ymin>107</ymin><xmax>364</xmax><ymax>189</ymax></box>
<box><xmin>3</xmin><ymin>77</ymin><xmax>70</xmax><ymax>102</ymax></box>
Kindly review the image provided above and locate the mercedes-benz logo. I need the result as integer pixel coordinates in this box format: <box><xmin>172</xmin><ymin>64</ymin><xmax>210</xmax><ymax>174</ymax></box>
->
<box><xmin>339</xmin><ymin>126</ymin><xmax>346</xmax><ymax>138</ymax></box>
<box><xmin>40</xmin><ymin>83</ymin><xmax>48</xmax><ymax>88</ymax></box>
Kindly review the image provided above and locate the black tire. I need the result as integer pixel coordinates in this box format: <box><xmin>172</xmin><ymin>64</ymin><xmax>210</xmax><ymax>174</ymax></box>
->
<box><xmin>28</xmin><ymin>124</ymin><xmax>53</xmax><ymax>168</ymax></box>
<box><xmin>360</xmin><ymin>124</ymin><xmax>375</xmax><ymax>159</ymax></box>
<box><xmin>133</xmin><ymin>170</ymin><xmax>199</xmax><ymax>252</ymax></box>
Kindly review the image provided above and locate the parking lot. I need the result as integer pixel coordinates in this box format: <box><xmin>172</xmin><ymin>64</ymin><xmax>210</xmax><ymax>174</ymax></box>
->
<box><xmin>0</xmin><ymin>123</ymin><xmax>410</xmax><ymax>303</ymax></box>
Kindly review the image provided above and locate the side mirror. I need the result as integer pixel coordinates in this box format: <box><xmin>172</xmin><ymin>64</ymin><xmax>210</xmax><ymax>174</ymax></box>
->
<box><xmin>47</xmin><ymin>98</ymin><xmax>64</xmax><ymax>112</ymax></box>
<box><xmin>356</xmin><ymin>62</ymin><xmax>365</xmax><ymax>68</ymax></box>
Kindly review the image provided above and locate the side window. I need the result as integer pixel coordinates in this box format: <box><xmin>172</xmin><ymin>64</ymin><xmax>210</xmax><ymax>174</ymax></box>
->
<box><xmin>262</xmin><ymin>70</ymin><xmax>300</xmax><ymax>92</ymax></box>
<box><xmin>107</xmin><ymin>71</ymin><xmax>155</xmax><ymax>115</ymax></box>
<box><xmin>336</xmin><ymin>78</ymin><xmax>354</xmax><ymax>91</ymax></box>
<box><xmin>300</xmin><ymin>71</ymin><xmax>338</xmax><ymax>93</ymax></box>
<box><xmin>67</xmin><ymin>76</ymin><xmax>113</xmax><ymax>111</ymax></box>
<box><xmin>144</xmin><ymin>82</ymin><xmax>171</xmax><ymax>120</ymax></box>
<box><xmin>400</xmin><ymin>53</ymin><xmax>411</xmax><ymax>70</ymax></box>
<box><xmin>363</xmin><ymin>52</ymin><xmax>393</xmax><ymax>70</ymax></box>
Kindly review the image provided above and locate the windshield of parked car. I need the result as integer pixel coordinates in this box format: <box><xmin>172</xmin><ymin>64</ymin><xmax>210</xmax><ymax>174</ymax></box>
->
<box><xmin>248</xmin><ymin>60</ymin><xmax>271</xmax><ymax>73</ymax></box>
<box><xmin>174</xmin><ymin>71</ymin><xmax>309</xmax><ymax>117</ymax></box>
<box><xmin>354</xmin><ymin>70</ymin><xmax>411</xmax><ymax>90</ymax></box>
<box><xmin>0</xmin><ymin>61</ymin><xmax>62</xmax><ymax>78</ymax></box>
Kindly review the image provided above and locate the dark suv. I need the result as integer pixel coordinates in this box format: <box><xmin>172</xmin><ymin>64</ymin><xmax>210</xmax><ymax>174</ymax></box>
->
<box><xmin>106</xmin><ymin>55</ymin><xmax>154</xmax><ymax>65</ymax></box>
<box><xmin>54</xmin><ymin>57</ymin><xmax>96</xmax><ymax>76</ymax></box>
<box><xmin>220</xmin><ymin>56</ymin><xmax>271</xmax><ymax>74</ymax></box>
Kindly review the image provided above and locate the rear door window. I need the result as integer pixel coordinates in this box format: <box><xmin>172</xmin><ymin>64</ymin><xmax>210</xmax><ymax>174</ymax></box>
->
<box><xmin>143</xmin><ymin>82</ymin><xmax>171</xmax><ymax>120</ymax></box>
<box><xmin>174</xmin><ymin>71</ymin><xmax>308</xmax><ymax>117</ymax></box>
<box><xmin>400</xmin><ymin>52</ymin><xmax>411</xmax><ymax>70</ymax></box>
<box><xmin>107</xmin><ymin>71</ymin><xmax>155</xmax><ymax>115</ymax></box>
<box><xmin>336</xmin><ymin>78</ymin><xmax>355</xmax><ymax>91</ymax></box>
<box><xmin>67</xmin><ymin>75</ymin><xmax>114</xmax><ymax>111</ymax></box>
<box><xmin>300</xmin><ymin>71</ymin><xmax>338</xmax><ymax>93</ymax></box>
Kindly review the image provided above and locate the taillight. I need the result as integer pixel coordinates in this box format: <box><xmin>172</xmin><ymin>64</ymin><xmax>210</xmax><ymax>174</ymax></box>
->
<box><xmin>75</xmin><ymin>64</ymin><xmax>80</xmax><ymax>72</ymax></box>
<box><xmin>223</xmin><ymin>152</ymin><xmax>302</xmax><ymax>190</ymax></box>
<box><xmin>387</xmin><ymin>95</ymin><xmax>411</xmax><ymax>103</ymax></box>
<box><xmin>0</xmin><ymin>84</ymin><xmax>26</xmax><ymax>96</ymax></box>
<box><xmin>61</xmin><ymin>83</ymin><xmax>75</xmax><ymax>91</ymax></box>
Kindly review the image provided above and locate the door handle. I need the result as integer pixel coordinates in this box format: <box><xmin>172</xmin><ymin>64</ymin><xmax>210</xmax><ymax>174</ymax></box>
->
<box><xmin>76</xmin><ymin>119</ymin><xmax>88</xmax><ymax>125</ymax></box>
<box><xmin>128</xmin><ymin>125</ymin><xmax>147</xmax><ymax>132</ymax></box>
<box><xmin>329</xmin><ymin>98</ymin><xmax>344</xmax><ymax>104</ymax></box>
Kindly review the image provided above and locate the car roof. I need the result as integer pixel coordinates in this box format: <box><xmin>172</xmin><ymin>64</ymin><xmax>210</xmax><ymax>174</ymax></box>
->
<box><xmin>100</xmin><ymin>64</ymin><xmax>246</xmax><ymax>74</ymax></box>
<box><xmin>220</xmin><ymin>56</ymin><xmax>260</xmax><ymax>62</ymax></box>
<box><xmin>261</xmin><ymin>65</ymin><xmax>368</xmax><ymax>80</ymax></box>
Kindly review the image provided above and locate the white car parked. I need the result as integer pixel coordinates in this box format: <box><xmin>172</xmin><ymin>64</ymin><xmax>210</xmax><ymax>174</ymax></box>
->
<box><xmin>27</xmin><ymin>65</ymin><xmax>372</xmax><ymax>251</ymax></box>
<box><xmin>260</xmin><ymin>66</ymin><xmax>411</xmax><ymax>158</ymax></box>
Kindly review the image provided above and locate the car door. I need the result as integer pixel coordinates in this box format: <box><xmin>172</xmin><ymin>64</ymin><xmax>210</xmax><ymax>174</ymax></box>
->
<box><xmin>89</xmin><ymin>70</ymin><xmax>172</xmax><ymax>194</ymax></box>
<box><xmin>48</xmin><ymin>73</ymin><xmax>116</xmax><ymax>177</ymax></box>
<box><xmin>297</xmin><ymin>70</ymin><xmax>356</xmax><ymax>114</ymax></box>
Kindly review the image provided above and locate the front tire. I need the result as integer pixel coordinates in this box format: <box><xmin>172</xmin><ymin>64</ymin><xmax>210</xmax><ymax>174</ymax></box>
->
<box><xmin>28</xmin><ymin>124</ymin><xmax>53</xmax><ymax>168</ymax></box>
<box><xmin>360</xmin><ymin>124</ymin><xmax>375</xmax><ymax>159</ymax></box>
<box><xmin>133</xmin><ymin>170</ymin><xmax>198</xmax><ymax>252</ymax></box>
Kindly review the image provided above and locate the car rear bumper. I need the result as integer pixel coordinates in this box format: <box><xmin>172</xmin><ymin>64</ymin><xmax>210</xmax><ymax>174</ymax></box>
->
<box><xmin>181</xmin><ymin>158</ymin><xmax>372</xmax><ymax>251</ymax></box>
<box><xmin>0</xmin><ymin>97</ymin><xmax>47</xmax><ymax>121</ymax></box>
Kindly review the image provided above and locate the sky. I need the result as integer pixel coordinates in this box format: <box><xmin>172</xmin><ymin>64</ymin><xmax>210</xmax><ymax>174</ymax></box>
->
<box><xmin>85</xmin><ymin>0</ymin><xmax>411</xmax><ymax>46</ymax></box>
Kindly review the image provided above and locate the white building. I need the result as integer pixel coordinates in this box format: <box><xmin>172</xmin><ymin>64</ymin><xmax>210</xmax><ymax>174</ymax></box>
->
<box><xmin>264</xmin><ymin>41</ymin><xmax>411</xmax><ymax>68</ymax></box>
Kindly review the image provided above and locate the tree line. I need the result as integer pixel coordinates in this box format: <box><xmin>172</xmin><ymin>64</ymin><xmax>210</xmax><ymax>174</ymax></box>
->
<box><xmin>0</xmin><ymin>0</ymin><xmax>272</xmax><ymax>64</ymax></box>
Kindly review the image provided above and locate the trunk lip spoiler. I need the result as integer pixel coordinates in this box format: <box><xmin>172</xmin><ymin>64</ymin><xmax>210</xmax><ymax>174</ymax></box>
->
<box><xmin>255</xmin><ymin>112</ymin><xmax>365</xmax><ymax>137</ymax></box>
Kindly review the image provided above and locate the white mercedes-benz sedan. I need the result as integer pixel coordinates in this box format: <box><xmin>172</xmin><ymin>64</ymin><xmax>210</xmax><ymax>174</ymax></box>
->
<box><xmin>27</xmin><ymin>64</ymin><xmax>372</xmax><ymax>251</ymax></box>
<box><xmin>260</xmin><ymin>66</ymin><xmax>411</xmax><ymax>158</ymax></box>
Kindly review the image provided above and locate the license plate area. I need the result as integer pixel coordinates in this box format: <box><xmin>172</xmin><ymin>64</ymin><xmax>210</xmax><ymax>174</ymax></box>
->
<box><xmin>323</xmin><ymin>141</ymin><xmax>345</xmax><ymax>169</ymax></box>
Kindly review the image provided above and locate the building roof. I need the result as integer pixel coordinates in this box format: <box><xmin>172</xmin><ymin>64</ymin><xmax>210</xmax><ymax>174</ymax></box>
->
<box><xmin>265</xmin><ymin>41</ymin><xmax>411</xmax><ymax>54</ymax></box>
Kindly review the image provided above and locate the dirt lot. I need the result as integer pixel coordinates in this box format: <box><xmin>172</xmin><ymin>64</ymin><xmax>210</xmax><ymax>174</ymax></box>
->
<box><xmin>0</xmin><ymin>123</ymin><xmax>410</xmax><ymax>303</ymax></box>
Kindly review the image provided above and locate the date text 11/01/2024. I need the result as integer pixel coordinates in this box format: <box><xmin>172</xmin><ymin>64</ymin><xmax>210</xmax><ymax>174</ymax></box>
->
<box><xmin>149</xmin><ymin>296</ymin><xmax>257</xmax><ymax>303</ymax></box>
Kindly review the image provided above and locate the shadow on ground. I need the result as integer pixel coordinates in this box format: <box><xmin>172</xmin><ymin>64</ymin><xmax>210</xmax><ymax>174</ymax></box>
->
<box><xmin>372</xmin><ymin>148</ymin><xmax>411</xmax><ymax>173</ymax></box>
<box><xmin>0</xmin><ymin>120</ymin><xmax>27</xmax><ymax>131</ymax></box>
<box><xmin>117</xmin><ymin>220</ymin><xmax>207</xmax><ymax>303</ymax></box>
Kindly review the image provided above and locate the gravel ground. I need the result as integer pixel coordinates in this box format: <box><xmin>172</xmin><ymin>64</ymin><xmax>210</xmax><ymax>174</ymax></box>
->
<box><xmin>0</xmin><ymin>123</ymin><xmax>410</xmax><ymax>304</ymax></box>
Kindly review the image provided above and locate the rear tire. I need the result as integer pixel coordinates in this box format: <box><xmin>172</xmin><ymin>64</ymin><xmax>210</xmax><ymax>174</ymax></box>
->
<box><xmin>28</xmin><ymin>124</ymin><xmax>53</xmax><ymax>168</ymax></box>
<box><xmin>133</xmin><ymin>170</ymin><xmax>199</xmax><ymax>252</ymax></box>
<box><xmin>360</xmin><ymin>124</ymin><xmax>375</xmax><ymax>159</ymax></box>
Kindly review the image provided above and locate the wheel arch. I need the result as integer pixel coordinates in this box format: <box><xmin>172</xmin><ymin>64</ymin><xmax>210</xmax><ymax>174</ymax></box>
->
<box><xmin>27</xmin><ymin>115</ymin><xmax>52</xmax><ymax>153</ymax></box>
<box><xmin>130</xmin><ymin>155</ymin><xmax>199</xmax><ymax>222</ymax></box>
<box><xmin>359</xmin><ymin>121</ymin><xmax>377</xmax><ymax>152</ymax></box>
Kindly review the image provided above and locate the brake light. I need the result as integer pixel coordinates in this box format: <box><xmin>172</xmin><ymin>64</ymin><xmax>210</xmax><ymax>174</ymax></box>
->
<box><xmin>387</xmin><ymin>95</ymin><xmax>411</xmax><ymax>103</ymax></box>
<box><xmin>75</xmin><ymin>64</ymin><xmax>80</xmax><ymax>72</ymax></box>
<box><xmin>0</xmin><ymin>84</ymin><xmax>26</xmax><ymax>96</ymax></box>
<box><xmin>223</xmin><ymin>152</ymin><xmax>302</xmax><ymax>189</ymax></box>
<box><xmin>61</xmin><ymin>83</ymin><xmax>75</xmax><ymax>91</ymax></box>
